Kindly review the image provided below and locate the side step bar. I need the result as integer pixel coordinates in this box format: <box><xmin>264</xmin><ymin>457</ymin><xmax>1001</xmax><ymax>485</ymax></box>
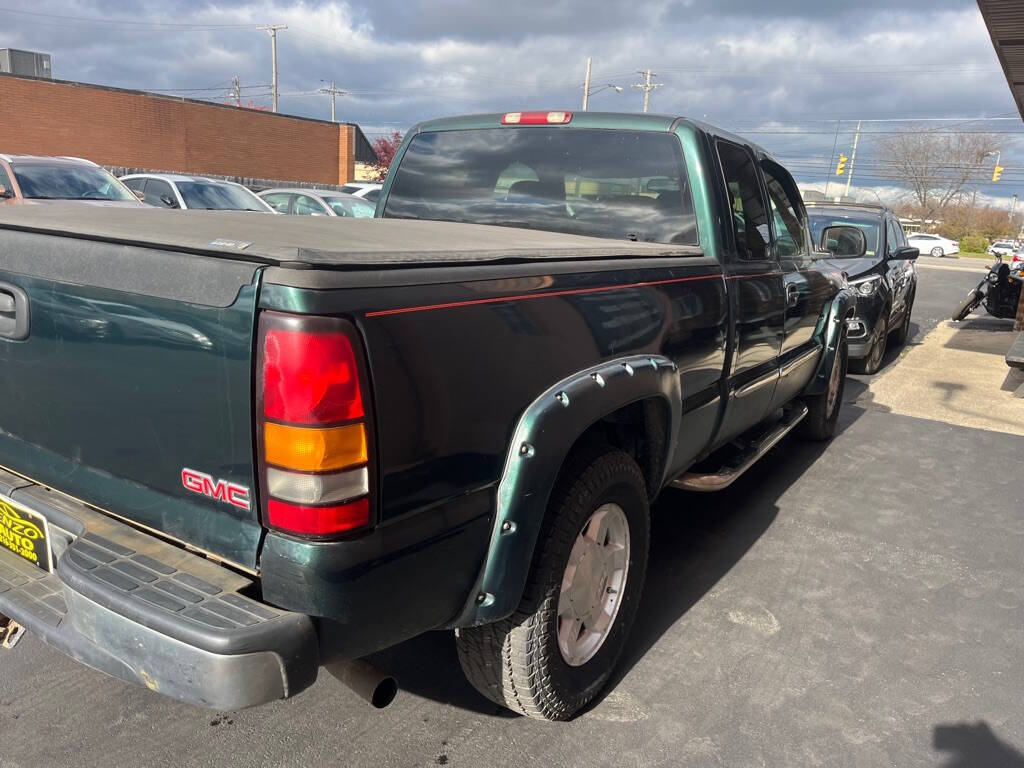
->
<box><xmin>671</xmin><ymin>402</ymin><xmax>809</xmax><ymax>492</ymax></box>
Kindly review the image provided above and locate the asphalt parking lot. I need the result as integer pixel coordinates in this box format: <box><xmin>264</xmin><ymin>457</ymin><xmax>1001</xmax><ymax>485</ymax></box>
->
<box><xmin>2</xmin><ymin>260</ymin><xmax>1022</xmax><ymax>768</ymax></box>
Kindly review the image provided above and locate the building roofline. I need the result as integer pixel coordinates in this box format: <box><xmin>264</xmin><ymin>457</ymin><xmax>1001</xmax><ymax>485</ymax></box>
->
<box><xmin>0</xmin><ymin>71</ymin><xmax>378</xmax><ymax>162</ymax></box>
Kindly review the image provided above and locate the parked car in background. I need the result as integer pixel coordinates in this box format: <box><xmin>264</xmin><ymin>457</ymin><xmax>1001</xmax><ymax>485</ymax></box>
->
<box><xmin>0</xmin><ymin>155</ymin><xmax>144</xmax><ymax>207</ymax></box>
<box><xmin>339</xmin><ymin>182</ymin><xmax>382</xmax><ymax>203</ymax></box>
<box><xmin>119</xmin><ymin>174</ymin><xmax>275</xmax><ymax>212</ymax></box>
<box><xmin>907</xmin><ymin>232</ymin><xmax>959</xmax><ymax>258</ymax></box>
<box><xmin>258</xmin><ymin>188</ymin><xmax>375</xmax><ymax>218</ymax></box>
<box><xmin>807</xmin><ymin>201</ymin><xmax>919</xmax><ymax>374</ymax></box>
<box><xmin>988</xmin><ymin>239</ymin><xmax>1016</xmax><ymax>257</ymax></box>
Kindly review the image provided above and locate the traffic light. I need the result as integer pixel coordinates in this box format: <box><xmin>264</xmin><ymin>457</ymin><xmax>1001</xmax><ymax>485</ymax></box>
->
<box><xmin>835</xmin><ymin>154</ymin><xmax>848</xmax><ymax>176</ymax></box>
<box><xmin>993</xmin><ymin>165</ymin><xmax>1004</xmax><ymax>182</ymax></box>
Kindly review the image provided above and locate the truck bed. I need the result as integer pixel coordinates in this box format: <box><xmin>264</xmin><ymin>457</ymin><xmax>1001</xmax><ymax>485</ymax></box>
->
<box><xmin>0</xmin><ymin>207</ymin><xmax>700</xmax><ymax>266</ymax></box>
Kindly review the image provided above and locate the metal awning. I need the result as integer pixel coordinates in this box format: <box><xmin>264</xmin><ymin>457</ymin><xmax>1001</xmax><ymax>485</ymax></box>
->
<box><xmin>978</xmin><ymin>0</ymin><xmax>1024</xmax><ymax>119</ymax></box>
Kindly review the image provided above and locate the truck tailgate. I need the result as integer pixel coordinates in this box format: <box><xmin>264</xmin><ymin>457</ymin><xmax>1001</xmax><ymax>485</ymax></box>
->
<box><xmin>0</xmin><ymin>223</ymin><xmax>263</xmax><ymax>568</ymax></box>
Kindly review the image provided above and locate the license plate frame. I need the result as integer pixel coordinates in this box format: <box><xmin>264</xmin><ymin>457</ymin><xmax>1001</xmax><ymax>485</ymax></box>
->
<box><xmin>0</xmin><ymin>496</ymin><xmax>52</xmax><ymax>573</ymax></box>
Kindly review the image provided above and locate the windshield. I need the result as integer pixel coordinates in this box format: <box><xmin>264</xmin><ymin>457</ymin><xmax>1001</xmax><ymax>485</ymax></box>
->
<box><xmin>322</xmin><ymin>196</ymin><xmax>375</xmax><ymax>218</ymax></box>
<box><xmin>383</xmin><ymin>128</ymin><xmax>698</xmax><ymax>245</ymax></box>
<box><xmin>808</xmin><ymin>212</ymin><xmax>881</xmax><ymax>257</ymax></box>
<box><xmin>177</xmin><ymin>181</ymin><xmax>269</xmax><ymax>211</ymax></box>
<box><xmin>12</xmin><ymin>163</ymin><xmax>136</xmax><ymax>201</ymax></box>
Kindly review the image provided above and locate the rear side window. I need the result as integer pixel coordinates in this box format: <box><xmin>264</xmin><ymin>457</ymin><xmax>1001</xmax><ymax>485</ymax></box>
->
<box><xmin>383</xmin><ymin>128</ymin><xmax>698</xmax><ymax>245</ymax></box>
<box><xmin>144</xmin><ymin>179</ymin><xmax>176</xmax><ymax>208</ymax></box>
<box><xmin>294</xmin><ymin>194</ymin><xmax>327</xmax><ymax>216</ymax></box>
<box><xmin>717</xmin><ymin>141</ymin><xmax>769</xmax><ymax>260</ymax></box>
<box><xmin>262</xmin><ymin>193</ymin><xmax>292</xmax><ymax>213</ymax></box>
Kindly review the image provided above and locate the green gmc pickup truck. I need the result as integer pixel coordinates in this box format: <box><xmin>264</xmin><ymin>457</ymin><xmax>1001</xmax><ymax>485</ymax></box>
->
<box><xmin>0</xmin><ymin>111</ymin><xmax>854</xmax><ymax>721</ymax></box>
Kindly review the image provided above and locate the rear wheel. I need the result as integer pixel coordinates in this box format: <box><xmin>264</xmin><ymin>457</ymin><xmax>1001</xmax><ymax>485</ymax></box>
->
<box><xmin>930</xmin><ymin>246</ymin><xmax>944</xmax><ymax>258</ymax></box>
<box><xmin>799</xmin><ymin>325</ymin><xmax>848</xmax><ymax>441</ymax></box>
<box><xmin>456</xmin><ymin>448</ymin><xmax>650</xmax><ymax>721</ymax></box>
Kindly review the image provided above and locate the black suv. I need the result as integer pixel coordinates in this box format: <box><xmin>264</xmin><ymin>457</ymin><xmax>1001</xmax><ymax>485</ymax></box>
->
<box><xmin>806</xmin><ymin>202</ymin><xmax>919</xmax><ymax>374</ymax></box>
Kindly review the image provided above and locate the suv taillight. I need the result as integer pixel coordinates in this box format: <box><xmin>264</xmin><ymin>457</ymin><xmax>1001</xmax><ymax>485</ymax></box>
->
<box><xmin>257</xmin><ymin>311</ymin><xmax>373</xmax><ymax>537</ymax></box>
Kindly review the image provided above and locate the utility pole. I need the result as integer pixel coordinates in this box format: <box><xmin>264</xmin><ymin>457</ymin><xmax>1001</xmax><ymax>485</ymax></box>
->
<box><xmin>582</xmin><ymin>57</ymin><xmax>593</xmax><ymax>111</ymax></box>
<box><xmin>259</xmin><ymin>24</ymin><xmax>287</xmax><ymax>113</ymax></box>
<box><xmin>632</xmin><ymin>69</ymin><xmax>662</xmax><ymax>113</ymax></box>
<box><xmin>844</xmin><ymin>120</ymin><xmax>862</xmax><ymax>198</ymax></box>
<box><xmin>1011</xmin><ymin>193</ymin><xmax>1018</xmax><ymax>223</ymax></box>
<box><xmin>230</xmin><ymin>75</ymin><xmax>241</xmax><ymax>107</ymax></box>
<box><xmin>319</xmin><ymin>81</ymin><xmax>346</xmax><ymax>122</ymax></box>
<box><xmin>823</xmin><ymin>118</ymin><xmax>841</xmax><ymax>200</ymax></box>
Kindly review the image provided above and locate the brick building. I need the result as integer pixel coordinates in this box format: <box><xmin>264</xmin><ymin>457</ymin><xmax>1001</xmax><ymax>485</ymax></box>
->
<box><xmin>0</xmin><ymin>73</ymin><xmax>378</xmax><ymax>187</ymax></box>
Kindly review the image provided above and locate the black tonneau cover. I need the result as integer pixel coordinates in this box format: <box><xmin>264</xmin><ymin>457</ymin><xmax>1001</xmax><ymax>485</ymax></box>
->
<box><xmin>0</xmin><ymin>207</ymin><xmax>698</xmax><ymax>266</ymax></box>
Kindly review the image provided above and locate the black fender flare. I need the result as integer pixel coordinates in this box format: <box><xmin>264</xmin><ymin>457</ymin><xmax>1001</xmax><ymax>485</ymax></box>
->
<box><xmin>451</xmin><ymin>354</ymin><xmax>682</xmax><ymax>627</ymax></box>
<box><xmin>804</xmin><ymin>286</ymin><xmax>857</xmax><ymax>396</ymax></box>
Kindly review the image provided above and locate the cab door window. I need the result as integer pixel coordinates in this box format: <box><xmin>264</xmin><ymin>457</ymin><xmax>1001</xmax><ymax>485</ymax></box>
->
<box><xmin>717</xmin><ymin>141</ymin><xmax>769</xmax><ymax>260</ymax></box>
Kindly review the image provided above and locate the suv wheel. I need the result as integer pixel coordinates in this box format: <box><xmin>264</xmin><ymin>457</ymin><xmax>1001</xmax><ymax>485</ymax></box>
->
<box><xmin>456</xmin><ymin>447</ymin><xmax>650</xmax><ymax>721</ymax></box>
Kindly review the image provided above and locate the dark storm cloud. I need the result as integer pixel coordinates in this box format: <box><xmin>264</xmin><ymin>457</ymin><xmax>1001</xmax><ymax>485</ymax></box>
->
<box><xmin>1</xmin><ymin>0</ymin><xmax>1019</xmax><ymax>198</ymax></box>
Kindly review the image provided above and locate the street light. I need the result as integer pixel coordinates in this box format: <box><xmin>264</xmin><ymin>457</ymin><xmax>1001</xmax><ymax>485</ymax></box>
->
<box><xmin>581</xmin><ymin>57</ymin><xmax>622</xmax><ymax>110</ymax></box>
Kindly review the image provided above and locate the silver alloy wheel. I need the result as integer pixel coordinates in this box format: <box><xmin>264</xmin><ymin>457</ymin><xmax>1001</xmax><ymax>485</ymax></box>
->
<box><xmin>556</xmin><ymin>502</ymin><xmax>631</xmax><ymax>667</ymax></box>
<box><xmin>931</xmin><ymin>246</ymin><xmax>943</xmax><ymax>258</ymax></box>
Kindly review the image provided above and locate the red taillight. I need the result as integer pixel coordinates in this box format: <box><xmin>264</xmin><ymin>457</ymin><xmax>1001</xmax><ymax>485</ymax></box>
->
<box><xmin>257</xmin><ymin>312</ymin><xmax>373</xmax><ymax>539</ymax></box>
<box><xmin>501</xmin><ymin>111</ymin><xmax>572</xmax><ymax>125</ymax></box>
<box><xmin>267</xmin><ymin>497</ymin><xmax>370</xmax><ymax>536</ymax></box>
<box><xmin>263</xmin><ymin>328</ymin><xmax>363</xmax><ymax>423</ymax></box>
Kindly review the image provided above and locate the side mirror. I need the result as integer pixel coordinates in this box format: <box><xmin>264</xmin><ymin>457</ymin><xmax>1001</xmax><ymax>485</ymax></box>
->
<box><xmin>159</xmin><ymin>194</ymin><xmax>178</xmax><ymax>209</ymax></box>
<box><xmin>131</xmin><ymin>188</ymin><xmax>145</xmax><ymax>201</ymax></box>
<box><xmin>820</xmin><ymin>225</ymin><xmax>867</xmax><ymax>258</ymax></box>
<box><xmin>890</xmin><ymin>245</ymin><xmax>919</xmax><ymax>261</ymax></box>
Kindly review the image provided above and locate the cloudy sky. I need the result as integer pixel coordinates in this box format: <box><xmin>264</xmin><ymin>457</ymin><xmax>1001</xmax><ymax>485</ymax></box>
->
<box><xmin>2</xmin><ymin>0</ymin><xmax>1022</xmax><ymax>205</ymax></box>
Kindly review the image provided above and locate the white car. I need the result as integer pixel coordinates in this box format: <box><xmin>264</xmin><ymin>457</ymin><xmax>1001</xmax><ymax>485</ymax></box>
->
<box><xmin>119</xmin><ymin>173</ymin><xmax>275</xmax><ymax>212</ymax></box>
<box><xmin>339</xmin><ymin>182</ymin><xmax>382</xmax><ymax>203</ymax></box>
<box><xmin>907</xmin><ymin>232</ymin><xmax>959</xmax><ymax>258</ymax></box>
<box><xmin>258</xmin><ymin>188</ymin><xmax>376</xmax><ymax>218</ymax></box>
<box><xmin>988</xmin><ymin>240</ymin><xmax>1016</xmax><ymax>257</ymax></box>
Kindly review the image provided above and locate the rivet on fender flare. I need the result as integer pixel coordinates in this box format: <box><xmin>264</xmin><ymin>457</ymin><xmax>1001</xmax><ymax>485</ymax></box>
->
<box><xmin>519</xmin><ymin>442</ymin><xmax>535</xmax><ymax>457</ymax></box>
<box><xmin>622</xmin><ymin>363</ymin><xmax>634</xmax><ymax>376</ymax></box>
<box><xmin>591</xmin><ymin>373</ymin><xmax>605</xmax><ymax>388</ymax></box>
<box><xmin>555</xmin><ymin>391</ymin><xmax>570</xmax><ymax>407</ymax></box>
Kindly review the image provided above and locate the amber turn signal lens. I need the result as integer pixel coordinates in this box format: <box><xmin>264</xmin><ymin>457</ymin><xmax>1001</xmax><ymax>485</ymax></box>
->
<box><xmin>264</xmin><ymin>422</ymin><xmax>367</xmax><ymax>472</ymax></box>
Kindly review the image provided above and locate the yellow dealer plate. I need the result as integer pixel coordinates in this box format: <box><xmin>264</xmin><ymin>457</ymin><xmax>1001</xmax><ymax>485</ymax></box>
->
<box><xmin>0</xmin><ymin>496</ymin><xmax>52</xmax><ymax>572</ymax></box>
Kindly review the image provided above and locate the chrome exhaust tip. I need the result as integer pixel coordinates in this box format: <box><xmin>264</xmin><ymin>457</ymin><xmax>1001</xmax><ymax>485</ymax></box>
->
<box><xmin>326</xmin><ymin>659</ymin><xmax>398</xmax><ymax>709</ymax></box>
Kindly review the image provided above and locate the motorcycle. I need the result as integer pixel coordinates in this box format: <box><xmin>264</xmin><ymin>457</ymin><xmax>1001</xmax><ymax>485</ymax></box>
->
<box><xmin>952</xmin><ymin>256</ymin><xmax>1023</xmax><ymax>321</ymax></box>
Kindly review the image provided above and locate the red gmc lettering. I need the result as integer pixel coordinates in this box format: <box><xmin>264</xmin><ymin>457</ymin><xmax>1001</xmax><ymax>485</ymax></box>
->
<box><xmin>181</xmin><ymin>468</ymin><xmax>251</xmax><ymax>511</ymax></box>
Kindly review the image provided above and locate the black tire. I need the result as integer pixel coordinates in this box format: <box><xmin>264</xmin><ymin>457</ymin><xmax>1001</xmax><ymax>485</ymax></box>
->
<box><xmin>455</xmin><ymin>447</ymin><xmax>650</xmax><ymax>721</ymax></box>
<box><xmin>952</xmin><ymin>289</ymin><xmax>983</xmax><ymax>321</ymax></box>
<box><xmin>890</xmin><ymin>293</ymin><xmax>914</xmax><ymax>347</ymax></box>
<box><xmin>849</xmin><ymin>315</ymin><xmax>887</xmax><ymax>375</ymax></box>
<box><xmin>799</xmin><ymin>326</ymin><xmax>848</xmax><ymax>441</ymax></box>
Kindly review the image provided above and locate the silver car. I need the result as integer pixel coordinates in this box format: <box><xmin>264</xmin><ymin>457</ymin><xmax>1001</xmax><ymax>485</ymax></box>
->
<box><xmin>119</xmin><ymin>173</ymin><xmax>275</xmax><ymax>212</ymax></box>
<box><xmin>258</xmin><ymin>188</ymin><xmax>376</xmax><ymax>218</ymax></box>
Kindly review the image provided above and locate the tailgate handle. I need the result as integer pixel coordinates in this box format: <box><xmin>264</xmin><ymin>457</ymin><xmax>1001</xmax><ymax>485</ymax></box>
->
<box><xmin>0</xmin><ymin>282</ymin><xmax>29</xmax><ymax>341</ymax></box>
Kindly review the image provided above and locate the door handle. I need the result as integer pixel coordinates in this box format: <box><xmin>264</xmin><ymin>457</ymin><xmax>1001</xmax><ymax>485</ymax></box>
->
<box><xmin>786</xmin><ymin>283</ymin><xmax>799</xmax><ymax>308</ymax></box>
<box><xmin>0</xmin><ymin>282</ymin><xmax>29</xmax><ymax>341</ymax></box>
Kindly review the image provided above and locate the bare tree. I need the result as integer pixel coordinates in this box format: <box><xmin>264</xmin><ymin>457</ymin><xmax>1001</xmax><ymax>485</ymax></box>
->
<box><xmin>877</xmin><ymin>126</ymin><xmax>1001</xmax><ymax>222</ymax></box>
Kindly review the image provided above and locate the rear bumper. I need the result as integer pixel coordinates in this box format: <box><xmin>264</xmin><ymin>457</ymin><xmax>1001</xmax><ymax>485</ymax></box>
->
<box><xmin>0</xmin><ymin>468</ymin><xmax>318</xmax><ymax>710</ymax></box>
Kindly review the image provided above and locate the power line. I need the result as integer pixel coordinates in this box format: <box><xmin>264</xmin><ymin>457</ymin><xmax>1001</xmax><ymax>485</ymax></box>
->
<box><xmin>0</xmin><ymin>5</ymin><xmax>259</xmax><ymax>29</ymax></box>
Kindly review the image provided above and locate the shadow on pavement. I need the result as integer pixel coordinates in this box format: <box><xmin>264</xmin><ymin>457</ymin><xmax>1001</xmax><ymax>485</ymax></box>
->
<box><xmin>370</xmin><ymin>402</ymin><xmax>868</xmax><ymax>718</ymax></box>
<box><xmin>934</xmin><ymin>721</ymin><xmax>1024</xmax><ymax>768</ymax></box>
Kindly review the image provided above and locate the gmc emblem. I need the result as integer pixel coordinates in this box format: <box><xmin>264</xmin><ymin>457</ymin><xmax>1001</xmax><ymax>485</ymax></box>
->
<box><xmin>181</xmin><ymin>468</ymin><xmax>251</xmax><ymax>511</ymax></box>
